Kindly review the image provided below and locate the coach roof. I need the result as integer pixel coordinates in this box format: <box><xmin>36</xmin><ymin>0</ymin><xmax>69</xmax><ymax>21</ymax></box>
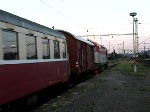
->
<box><xmin>0</xmin><ymin>9</ymin><xmax>65</xmax><ymax>39</ymax></box>
<box><xmin>57</xmin><ymin>30</ymin><xmax>94</xmax><ymax>46</ymax></box>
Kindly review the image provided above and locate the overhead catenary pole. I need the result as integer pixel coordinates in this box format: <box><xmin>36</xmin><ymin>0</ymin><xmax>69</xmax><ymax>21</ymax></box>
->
<box><xmin>123</xmin><ymin>42</ymin><xmax>125</xmax><ymax>58</ymax></box>
<box><xmin>87</xmin><ymin>30</ymin><xmax>89</xmax><ymax>40</ymax></box>
<box><xmin>144</xmin><ymin>42</ymin><xmax>145</xmax><ymax>53</ymax></box>
<box><xmin>113</xmin><ymin>46</ymin><xmax>115</xmax><ymax>59</ymax></box>
<box><xmin>100</xmin><ymin>37</ymin><xmax>102</xmax><ymax>45</ymax></box>
<box><xmin>109</xmin><ymin>42</ymin><xmax>110</xmax><ymax>54</ymax></box>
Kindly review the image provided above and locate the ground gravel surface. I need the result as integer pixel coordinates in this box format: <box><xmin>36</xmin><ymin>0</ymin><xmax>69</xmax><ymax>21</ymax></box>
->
<box><xmin>32</xmin><ymin>65</ymin><xmax>150</xmax><ymax>112</ymax></box>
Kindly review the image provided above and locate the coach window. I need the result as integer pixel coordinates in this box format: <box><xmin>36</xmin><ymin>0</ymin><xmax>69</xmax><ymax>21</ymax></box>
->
<box><xmin>53</xmin><ymin>40</ymin><xmax>60</xmax><ymax>59</ymax></box>
<box><xmin>2</xmin><ymin>30</ymin><xmax>18</xmax><ymax>60</ymax></box>
<box><xmin>42</xmin><ymin>39</ymin><xmax>50</xmax><ymax>59</ymax></box>
<box><xmin>26</xmin><ymin>35</ymin><xmax>37</xmax><ymax>59</ymax></box>
<box><xmin>62</xmin><ymin>42</ymin><xmax>66</xmax><ymax>58</ymax></box>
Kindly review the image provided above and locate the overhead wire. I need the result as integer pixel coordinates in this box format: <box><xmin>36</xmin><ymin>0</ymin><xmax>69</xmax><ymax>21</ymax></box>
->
<box><xmin>139</xmin><ymin>37</ymin><xmax>150</xmax><ymax>45</ymax></box>
<box><xmin>40</xmin><ymin>0</ymin><xmax>68</xmax><ymax>20</ymax></box>
<box><xmin>39</xmin><ymin>0</ymin><xmax>150</xmax><ymax>51</ymax></box>
<box><xmin>40</xmin><ymin>0</ymin><xmax>82</xmax><ymax>29</ymax></box>
<box><xmin>40</xmin><ymin>0</ymin><xmax>133</xmax><ymax>36</ymax></box>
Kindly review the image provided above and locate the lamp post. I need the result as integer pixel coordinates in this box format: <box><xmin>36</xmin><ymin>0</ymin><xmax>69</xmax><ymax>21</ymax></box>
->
<box><xmin>130</xmin><ymin>12</ymin><xmax>137</xmax><ymax>72</ymax></box>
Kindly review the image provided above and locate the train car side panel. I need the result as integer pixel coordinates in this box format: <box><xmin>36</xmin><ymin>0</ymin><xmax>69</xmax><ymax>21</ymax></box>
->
<box><xmin>87</xmin><ymin>45</ymin><xmax>94</xmax><ymax>70</ymax></box>
<box><xmin>0</xmin><ymin>29</ymin><xmax>3</xmax><ymax>60</ymax></box>
<box><xmin>99</xmin><ymin>46</ymin><xmax>108</xmax><ymax>66</ymax></box>
<box><xmin>0</xmin><ymin>60</ymin><xmax>69</xmax><ymax>105</ymax></box>
<box><xmin>58</xmin><ymin>31</ymin><xmax>77</xmax><ymax>75</ymax></box>
<box><xmin>0</xmin><ymin>10</ymin><xmax>69</xmax><ymax>106</ymax></box>
<box><xmin>58</xmin><ymin>30</ymin><xmax>94</xmax><ymax>84</ymax></box>
<box><xmin>90</xmin><ymin>40</ymin><xmax>108</xmax><ymax>73</ymax></box>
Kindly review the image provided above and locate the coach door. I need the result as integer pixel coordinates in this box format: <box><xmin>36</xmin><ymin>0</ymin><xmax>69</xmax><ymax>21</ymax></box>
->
<box><xmin>79</xmin><ymin>42</ymin><xmax>86</xmax><ymax>73</ymax></box>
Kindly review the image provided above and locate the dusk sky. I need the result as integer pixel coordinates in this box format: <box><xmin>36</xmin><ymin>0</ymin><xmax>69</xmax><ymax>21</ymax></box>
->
<box><xmin>0</xmin><ymin>0</ymin><xmax>150</xmax><ymax>53</ymax></box>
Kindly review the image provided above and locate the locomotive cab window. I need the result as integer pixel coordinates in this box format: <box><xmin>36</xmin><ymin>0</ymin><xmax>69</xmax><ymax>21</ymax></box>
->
<box><xmin>2</xmin><ymin>30</ymin><xmax>18</xmax><ymax>60</ymax></box>
<box><xmin>26</xmin><ymin>35</ymin><xmax>37</xmax><ymax>59</ymax></box>
<box><xmin>42</xmin><ymin>39</ymin><xmax>50</xmax><ymax>59</ymax></box>
<box><xmin>53</xmin><ymin>40</ymin><xmax>60</xmax><ymax>59</ymax></box>
<box><xmin>62</xmin><ymin>42</ymin><xmax>66</xmax><ymax>58</ymax></box>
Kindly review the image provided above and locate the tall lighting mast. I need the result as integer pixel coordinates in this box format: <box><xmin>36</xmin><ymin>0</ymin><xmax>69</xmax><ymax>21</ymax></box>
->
<box><xmin>130</xmin><ymin>12</ymin><xmax>137</xmax><ymax>72</ymax></box>
<box><xmin>134</xmin><ymin>18</ymin><xmax>139</xmax><ymax>54</ymax></box>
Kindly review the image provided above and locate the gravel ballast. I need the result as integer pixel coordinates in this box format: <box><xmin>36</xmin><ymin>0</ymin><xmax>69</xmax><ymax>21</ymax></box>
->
<box><xmin>32</xmin><ymin>63</ymin><xmax>150</xmax><ymax>112</ymax></box>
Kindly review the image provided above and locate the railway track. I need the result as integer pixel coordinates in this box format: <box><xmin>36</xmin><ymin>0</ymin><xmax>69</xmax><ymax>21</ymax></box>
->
<box><xmin>107</xmin><ymin>63</ymin><xmax>117</xmax><ymax>70</ymax></box>
<box><xmin>137</xmin><ymin>58</ymin><xmax>150</xmax><ymax>65</ymax></box>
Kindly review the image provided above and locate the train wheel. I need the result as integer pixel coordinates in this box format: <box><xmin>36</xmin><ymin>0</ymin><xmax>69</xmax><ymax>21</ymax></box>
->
<box><xmin>102</xmin><ymin>66</ymin><xmax>105</xmax><ymax>71</ymax></box>
<box><xmin>26</xmin><ymin>94</ymin><xmax>38</xmax><ymax>107</ymax></box>
<box><xmin>63</xmin><ymin>81</ymin><xmax>69</xmax><ymax>90</ymax></box>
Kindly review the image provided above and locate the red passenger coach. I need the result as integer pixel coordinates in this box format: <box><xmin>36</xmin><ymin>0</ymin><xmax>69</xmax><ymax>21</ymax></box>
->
<box><xmin>58</xmin><ymin>30</ymin><xmax>94</xmax><ymax>83</ymax></box>
<box><xmin>0</xmin><ymin>10</ymin><xmax>69</xmax><ymax>106</ymax></box>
